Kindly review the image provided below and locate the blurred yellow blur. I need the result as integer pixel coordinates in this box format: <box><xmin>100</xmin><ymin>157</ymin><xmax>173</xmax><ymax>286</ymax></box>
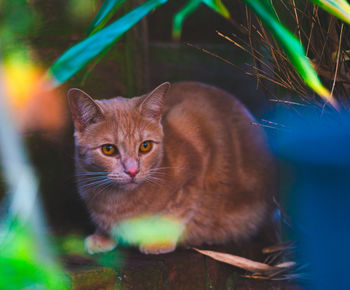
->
<box><xmin>2</xmin><ymin>55</ymin><xmax>67</xmax><ymax>136</ymax></box>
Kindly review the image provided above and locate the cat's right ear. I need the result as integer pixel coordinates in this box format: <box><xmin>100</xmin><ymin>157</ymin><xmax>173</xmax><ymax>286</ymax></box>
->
<box><xmin>67</xmin><ymin>88</ymin><xmax>104</xmax><ymax>131</ymax></box>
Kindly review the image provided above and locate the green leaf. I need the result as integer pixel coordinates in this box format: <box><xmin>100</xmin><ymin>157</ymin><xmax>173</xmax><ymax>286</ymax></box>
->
<box><xmin>113</xmin><ymin>215</ymin><xmax>184</xmax><ymax>246</ymax></box>
<box><xmin>202</xmin><ymin>0</ymin><xmax>230</xmax><ymax>19</ymax></box>
<box><xmin>48</xmin><ymin>0</ymin><xmax>168</xmax><ymax>86</ymax></box>
<box><xmin>172</xmin><ymin>0</ymin><xmax>230</xmax><ymax>40</ymax></box>
<box><xmin>172</xmin><ymin>0</ymin><xmax>201</xmax><ymax>40</ymax></box>
<box><xmin>0</xmin><ymin>220</ymin><xmax>69</xmax><ymax>289</ymax></box>
<box><xmin>310</xmin><ymin>0</ymin><xmax>350</xmax><ymax>25</ymax></box>
<box><xmin>243</xmin><ymin>0</ymin><xmax>337</xmax><ymax>107</ymax></box>
<box><xmin>87</xmin><ymin>0</ymin><xmax>126</xmax><ymax>35</ymax></box>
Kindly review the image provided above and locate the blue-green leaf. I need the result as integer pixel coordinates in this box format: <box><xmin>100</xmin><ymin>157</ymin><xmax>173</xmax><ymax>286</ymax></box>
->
<box><xmin>87</xmin><ymin>0</ymin><xmax>126</xmax><ymax>35</ymax></box>
<box><xmin>172</xmin><ymin>0</ymin><xmax>230</xmax><ymax>40</ymax></box>
<box><xmin>48</xmin><ymin>0</ymin><xmax>168</xmax><ymax>86</ymax></box>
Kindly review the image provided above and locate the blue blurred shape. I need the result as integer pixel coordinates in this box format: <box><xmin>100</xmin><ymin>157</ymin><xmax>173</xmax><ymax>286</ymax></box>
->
<box><xmin>273</xmin><ymin>112</ymin><xmax>350</xmax><ymax>290</ymax></box>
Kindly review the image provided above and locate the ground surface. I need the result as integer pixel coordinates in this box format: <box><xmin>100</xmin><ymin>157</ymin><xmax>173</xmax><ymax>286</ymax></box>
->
<box><xmin>63</xmin><ymin>237</ymin><xmax>303</xmax><ymax>289</ymax></box>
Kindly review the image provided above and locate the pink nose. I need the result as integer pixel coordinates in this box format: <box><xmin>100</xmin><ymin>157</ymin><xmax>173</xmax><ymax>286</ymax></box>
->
<box><xmin>125</xmin><ymin>168</ymin><xmax>139</xmax><ymax>178</ymax></box>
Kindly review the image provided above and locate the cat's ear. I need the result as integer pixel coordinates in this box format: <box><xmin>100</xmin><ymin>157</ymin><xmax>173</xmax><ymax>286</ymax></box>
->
<box><xmin>67</xmin><ymin>88</ymin><xmax>104</xmax><ymax>131</ymax></box>
<box><xmin>139</xmin><ymin>82</ymin><xmax>170</xmax><ymax>121</ymax></box>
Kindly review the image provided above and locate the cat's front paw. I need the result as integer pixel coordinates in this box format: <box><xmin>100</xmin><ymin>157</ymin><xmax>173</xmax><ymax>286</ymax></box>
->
<box><xmin>139</xmin><ymin>242</ymin><xmax>176</xmax><ymax>255</ymax></box>
<box><xmin>85</xmin><ymin>234</ymin><xmax>117</xmax><ymax>255</ymax></box>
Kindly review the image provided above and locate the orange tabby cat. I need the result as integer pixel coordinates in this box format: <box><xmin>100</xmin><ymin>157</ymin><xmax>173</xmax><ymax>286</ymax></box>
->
<box><xmin>67</xmin><ymin>81</ymin><xmax>277</xmax><ymax>255</ymax></box>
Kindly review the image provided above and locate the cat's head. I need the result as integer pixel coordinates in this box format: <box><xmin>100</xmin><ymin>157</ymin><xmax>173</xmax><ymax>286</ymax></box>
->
<box><xmin>67</xmin><ymin>82</ymin><xmax>170</xmax><ymax>192</ymax></box>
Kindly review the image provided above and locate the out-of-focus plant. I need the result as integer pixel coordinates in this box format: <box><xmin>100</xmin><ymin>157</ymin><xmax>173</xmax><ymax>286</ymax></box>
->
<box><xmin>1</xmin><ymin>0</ymin><xmax>66</xmax><ymax>135</ymax></box>
<box><xmin>48</xmin><ymin>0</ymin><xmax>350</xmax><ymax>109</ymax></box>
<box><xmin>0</xmin><ymin>75</ymin><xmax>69</xmax><ymax>288</ymax></box>
<box><xmin>2</xmin><ymin>55</ymin><xmax>66</xmax><ymax>134</ymax></box>
<box><xmin>113</xmin><ymin>215</ymin><xmax>184</xmax><ymax>247</ymax></box>
<box><xmin>0</xmin><ymin>0</ymin><xmax>69</xmax><ymax>288</ymax></box>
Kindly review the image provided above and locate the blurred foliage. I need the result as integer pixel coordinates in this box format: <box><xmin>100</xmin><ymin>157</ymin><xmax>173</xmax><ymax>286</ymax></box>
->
<box><xmin>55</xmin><ymin>234</ymin><xmax>87</xmax><ymax>256</ymax></box>
<box><xmin>47</xmin><ymin>0</ymin><xmax>350</xmax><ymax>109</ymax></box>
<box><xmin>87</xmin><ymin>0</ymin><xmax>126</xmax><ymax>35</ymax></box>
<box><xmin>172</xmin><ymin>0</ymin><xmax>230</xmax><ymax>39</ymax></box>
<box><xmin>68</xmin><ymin>0</ymin><xmax>98</xmax><ymax>22</ymax></box>
<box><xmin>55</xmin><ymin>234</ymin><xmax>125</xmax><ymax>269</ymax></box>
<box><xmin>0</xmin><ymin>1</ymin><xmax>68</xmax><ymax>288</ymax></box>
<box><xmin>113</xmin><ymin>215</ymin><xmax>184</xmax><ymax>246</ymax></box>
<box><xmin>0</xmin><ymin>0</ymin><xmax>39</xmax><ymax>60</ymax></box>
<box><xmin>0</xmin><ymin>219</ymin><xmax>69</xmax><ymax>289</ymax></box>
<box><xmin>48</xmin><ymin>0</ymin><xmax>168</xmax><ymax>85</ymax></box>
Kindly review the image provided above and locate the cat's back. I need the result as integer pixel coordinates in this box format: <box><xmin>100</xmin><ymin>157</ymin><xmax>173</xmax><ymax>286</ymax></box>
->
<box><xmin>163</xmin><ymin>81</ymin><xmax>265</xmax><ymax>150</ymax></box>
<box><xmin>164</xmin><ymin>81</ymin><xmax>245</xmax><ymax>117</ymax></box>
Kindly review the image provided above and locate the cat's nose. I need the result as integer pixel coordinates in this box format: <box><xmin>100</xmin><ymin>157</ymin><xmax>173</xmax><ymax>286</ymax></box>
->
<box><xmin>125</xmin><ymin>168</ymin><xmax>139</xmax><ymax>178</ymax></box>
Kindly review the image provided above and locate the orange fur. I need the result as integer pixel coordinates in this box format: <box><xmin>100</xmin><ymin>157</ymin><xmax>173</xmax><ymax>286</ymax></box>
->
<box><xmin>68</xmin><ymin>81</ymin><xmax>277</xmax><ymax>254</ymax></box>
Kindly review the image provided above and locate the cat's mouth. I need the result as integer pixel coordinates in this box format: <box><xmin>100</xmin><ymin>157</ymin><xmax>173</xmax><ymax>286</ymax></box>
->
<box><xmin>116</xmin><ymin>180</ymin><xmax>140</xmax><ymax>191</ymax></box>
<box><xmin>108</xmin><ymin>174</ymin><xmax>141</xmax><ymax>190</ymax></box>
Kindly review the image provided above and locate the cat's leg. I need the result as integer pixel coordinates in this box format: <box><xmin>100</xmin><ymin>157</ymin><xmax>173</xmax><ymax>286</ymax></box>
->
<box><xmin>85</xmin><ymin>230</ymin><xmax>117</xmax><ymax>254</ymax></box>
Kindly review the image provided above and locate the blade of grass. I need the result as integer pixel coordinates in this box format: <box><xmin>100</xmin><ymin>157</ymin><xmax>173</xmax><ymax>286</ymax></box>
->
<box><xmin>172</xmin><ymin>0</ymin><xmax>201</xmax><ymax>40</ymax></box>
<box><xmin>172</xmin><ymin>0</ymin><xmax>231</xmax><ymax>41</ymax></box>
<box><xmin>87</xmin><ymin>0</ymin><xmax>126</xmax><ymax>35</ymax></box>
<box><xmin>47</xmin><ymin>0</ymin><xmax>168</xmax><ymax>86</ymax></box>
<box><xmin>310</xmin><ymin>0</ymin><xmax>350</xmax><ymax>24</ymax></box>
<box><xmin>202</xmin><ymin>0</ymin><xmax>230</xmax><ymax>18</ymax></box>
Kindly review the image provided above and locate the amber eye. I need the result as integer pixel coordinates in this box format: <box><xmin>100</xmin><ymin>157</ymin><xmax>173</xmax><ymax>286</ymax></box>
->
<box><xmin>101</xmin><ymin>144</ymin><xmax>118</xmax><ymax>156</ymax></box>
<box><xmin>139</xmin><ymin>141</ymin><xmax>153</xmax><ymax>153</ymax></box>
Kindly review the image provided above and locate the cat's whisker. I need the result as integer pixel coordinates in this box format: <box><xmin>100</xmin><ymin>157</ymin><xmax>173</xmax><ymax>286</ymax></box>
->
<box><xmin>148</xmin><ymin>172</ymin><xmax>168</xmax><ymax>177</ymax></box>
<box><xmin>79</xmin><ymin>177</ymin><xmax>111</xmax><ymax>189</ymax></box>
<box><xmin>148</xmin><ymin>166</ymin><xmax>186</xmax><ymax>174</ymax></box>
<box><xmin>152</xmin><ymin>166</ymin><xmax>185</xmax><ymax>170</ymax></box>
<box><xmin>75</xmin><ymin>172</ymin><xmax>108</xmax><ymax>177</ymax></box>
<box><xmin>78</xmin><ymin>176</ymin><xmax>108</xmax><ymax>181</ymax></box>
<box><xmin>108</xmin><ymin>174</ymin><xmax>123</xmax><ymax>179</ymax></box>
<box><xmin>149</xmin><ymin>175</ymin><xmax>163</xmax><ymax>181</ymax></box>
<box><xmin>77</xmin><ymin>178</ymin><xmax>109</xmax><ymax>186</ymax></box>
<box><xmin>144</xmin><ymin>178</ymin><xmax>160</xmax><ymax>186</ymax></box>
<box><xmin>96</xmin><ymin>180</ymin><xmax>115</xmax><ymax>195</ymax></box>
<box><xmin>144</xmin><ymin>175</ymin><xmax>164</xmax><ymax>186</ymax></box>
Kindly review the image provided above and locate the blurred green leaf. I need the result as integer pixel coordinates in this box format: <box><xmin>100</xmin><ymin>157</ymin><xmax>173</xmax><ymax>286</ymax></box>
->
<box><xmin>172</xmin><ymin>0</ymin><xmax>230</xmax><ymax>40</ymax></box>
<box><xmin>172</xmin><ymin>0</ymin><xmax>201</xmax><ymax>40</ymax></box>
<box><xmin>55</xmin><ymin>234</ymin><xmax>86</xmax><ymax>256</ymax></box>
<box><xmin>87</xmin><ymin>0</ymin><xmax>126</xmax><ymax>35</ymax></box>
<box><xmin>0</xmin><ymin>220</ymin><xmax>69</xmax><ymax>289</ymax></box>
<box><xmin>310</xmin><ymin>0</ymin><xmax>350</xmax><ymax>25</ymax></box>
<box><xmin>113</xmin><ymin>215</ymin><xmax>184</xmax><ymax>246</ymax></box>
<box><xmin>48</xmin><ymin>0</ymin><xmax>168</xmax><ymax>86</ymax></box>
<box><xmin>0</xmin><ymin>0</ymin><xmax>39</xmax><ymax>59</ymax></box>
<box><xmin>243</xmin><ymin>0</ymin><xmax>336</xmax><ymax>107</ymax></box>
<box><xmin>202</xmin><ymin>0</ymin><xmax>230</xmax><ymax>19</ymax></box>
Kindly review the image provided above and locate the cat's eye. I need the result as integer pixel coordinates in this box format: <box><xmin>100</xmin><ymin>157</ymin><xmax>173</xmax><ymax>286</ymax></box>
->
<box><xmin>101</xmin><ymin>144</ymin><xmax>118</xmax><ymax>156</ymax></box>
<box><xmin>139</xmin><ymin>141</ymin><xmax>153</xmax><ymax>153</ymax></box>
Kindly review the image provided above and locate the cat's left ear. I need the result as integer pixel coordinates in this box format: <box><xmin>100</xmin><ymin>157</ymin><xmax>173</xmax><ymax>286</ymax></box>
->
<box><xmin>139</xmin><ymin>82</ymin><xmax>170</xmax><ymax>121</ymax></box>
<box><xmin>67</xmin><ymin>88</ymin><xmax>104</xmax><ymax>131</ymax></box>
